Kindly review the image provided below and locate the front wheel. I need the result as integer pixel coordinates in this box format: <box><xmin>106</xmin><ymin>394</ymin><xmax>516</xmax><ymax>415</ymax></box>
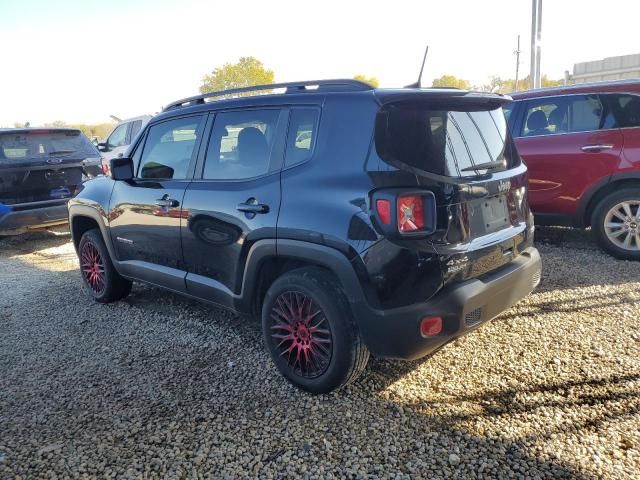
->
<box><xmin>78</xmin><ymin>229</ymin><xmax>132</xmax><ymax>302</ymax></box>
<box><xmin>592</xmin><ymin>189</ymin><xmax>640</xmax><ymax>260</ymax></box>
<box><xmin>261</xmin><ymin>267</ymin><xmax>369</xmax><ymax>394</ymax></box>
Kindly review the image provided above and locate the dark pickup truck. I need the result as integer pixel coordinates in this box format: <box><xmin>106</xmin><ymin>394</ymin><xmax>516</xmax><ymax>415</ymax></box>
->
<box><xmin>0</xmin><ymin>128</ymin><xmax>102</xmax><ymax>235</ymax></box>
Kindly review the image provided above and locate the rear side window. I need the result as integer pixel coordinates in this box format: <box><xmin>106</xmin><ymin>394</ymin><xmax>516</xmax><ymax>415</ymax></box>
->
<box><xmin>203</xmin><ymin>109</ymin><xmax>283</xmax><ymax>180</ymax></box>
<box><xmin>522</xmin><ymin>94</ymin><xmax>603</xmax><ymax>137</ymax></box>
<box><xmin>605</xmin><ymin>93</ymin><xmax>640</xmax><ymax>128</ymax></box>
<box><xmin>129</xmin><ymin>120</ymin><xmax>143</xmax><ymax>140</ymax></box>
<box><xmin>375</xmin><ymin>103</ymin><xmax>516</xmax><ymax>178</ymax></box>
<box><xmin>138</xmin><ymin>116</ymin><xmax>205</xmax><ymax>180</ymax></box>
<box><xmin>284</xmin><ymin>108</ymin><xmax>320</xmax><ymax>167</ymax></box>
<box><xmin>0</xmin><ymin>130</ymin><xmax>97</xmax><ymax>161</ymax></box>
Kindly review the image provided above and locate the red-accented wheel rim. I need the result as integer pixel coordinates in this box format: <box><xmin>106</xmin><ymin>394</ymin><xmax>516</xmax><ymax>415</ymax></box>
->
<box><xmin>80</xmin><ymin>241</ymin><xmax>105</xmax><ymax>295</ymax></box>
<box><xmin>269</xmin><ymin>291</ymin><xmax>333</xmax><ymax>378</ymax></box>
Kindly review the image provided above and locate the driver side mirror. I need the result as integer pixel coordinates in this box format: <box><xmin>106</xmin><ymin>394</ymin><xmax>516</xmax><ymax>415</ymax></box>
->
<box><xmin>97</xmin><ymin>142</ymin><xmax>109</xmax><ymax>152</ymax></box>
<box><xmin>110</xmin><ymin>157</ymin><xmax>134</xmax><ymax>181</ymax></box>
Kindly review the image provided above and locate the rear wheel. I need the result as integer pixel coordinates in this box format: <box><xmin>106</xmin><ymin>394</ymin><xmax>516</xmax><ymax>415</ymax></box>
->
<box><xmin>592</xmin><ymin>189</ymin><xmax>640</xmax><ymax>260</ymax></box>
<box><xmin>78</xmin><ymin>229</ymin><xmax>132</xmax><ymax>302</ymax></box>
<box><xmin>261</xmin><ymin>267</ymin><xmax>369</xmax><ymax>393</ymax></box>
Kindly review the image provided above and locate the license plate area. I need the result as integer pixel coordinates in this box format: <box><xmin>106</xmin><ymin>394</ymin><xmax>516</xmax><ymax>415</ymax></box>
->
<box><xmin>469</xmin><ymin>195</ymin><xmax>509</xmax><ymax>235</ymax></box>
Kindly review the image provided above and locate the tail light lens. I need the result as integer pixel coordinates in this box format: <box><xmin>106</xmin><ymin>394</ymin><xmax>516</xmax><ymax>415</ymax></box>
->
<box><xmin>420</xmin><ymin>316</ymin><xmax>442</xmax><ymax>337</ymax></box>
<box><xmin>101</xmin><ymin>157</ymin><xmax>111</xmax><ymax>176</ymax></box>
<box><xmin>397</xmin><ymin>195</ymin><xmax>424</xmax><ymax>232</ymax></box>
<box><xmin>371</xmin><ymin>189</ymin><xmax>436</xmax><ymax>237</ymax></box>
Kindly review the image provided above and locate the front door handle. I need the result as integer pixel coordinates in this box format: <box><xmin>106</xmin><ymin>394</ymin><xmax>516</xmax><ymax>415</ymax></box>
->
<box><xmin>237</xmin><ymin>202</ymin><xmax>269</xmax><ymax>214</ymax></box>
<box><xmin>581</xmin><ymin>144</ymin><xmax>614</xmax><ymax>152</ymax></box>
<box><xmin>155</xmin><ymin>194</ymin><xmax>179</xmax><ymax>208</ymax></box>
<box><xmin>237</xmin><ymin>197</ymin><xmax>269</xmax><ymax>215</ymax></box>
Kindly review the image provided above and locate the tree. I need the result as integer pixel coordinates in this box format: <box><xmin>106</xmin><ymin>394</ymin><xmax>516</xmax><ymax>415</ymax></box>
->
<box><xmin>200</xmin><ymin>57</ymin><xmax>275</xmax><ymax>95</ymax></box>
<box><xmin>431</xmin><ymin>75</ymin><xmax>471</xmax><ymax>90</ymax></box>
<box><xmin>353</xmin><ymin>74</ymin><xmax>379</xmax><ymax>88</ymax></box>
<box><xmin>481</xmin><ymin>75</ymin><xmax>565</xmax><ymax>94</ymax></box>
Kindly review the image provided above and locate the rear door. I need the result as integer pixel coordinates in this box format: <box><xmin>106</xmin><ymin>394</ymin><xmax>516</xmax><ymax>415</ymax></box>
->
<box><xmin>108</xmin><ymin>115</ymin><xmax>206</xmax><ymax>292</ymax></box>
<box><xmin>513</xmin><ymin>94</ymin><xmax>623</xmax><ymax>216</ymax></box>
<box><xmin>181</xmin><ymin>108</ymin><xmax>288</xmax><ymax>306</ymax></box>
<box><xmin>603</xmin><ymin>92</ymin><xmax>640</xmax><ymax>168</ymax></box>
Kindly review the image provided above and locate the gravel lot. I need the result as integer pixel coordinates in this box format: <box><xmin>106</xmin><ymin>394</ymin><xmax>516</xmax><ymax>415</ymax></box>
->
<box><xmin>1</xmin><ymin>227</ymin><xmax>639</xmax><ymax>479</ymax></box>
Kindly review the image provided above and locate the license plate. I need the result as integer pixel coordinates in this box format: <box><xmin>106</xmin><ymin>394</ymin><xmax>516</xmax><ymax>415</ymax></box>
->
<box><xmin>480</xmin><ymin>196</ymin><xmax>509</xmax><ymax>233</ymax></box>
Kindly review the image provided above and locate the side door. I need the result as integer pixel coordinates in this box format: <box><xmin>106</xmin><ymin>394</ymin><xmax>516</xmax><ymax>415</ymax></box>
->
<box><xmin>513</xmin><ymin>94</ymin><xmax>623</xmax><ymax>217</ymax></box>
<box><xmin>102</xmin><ymin>122</ymin><xmax>130</xmax><ymax>161</ymax></box>
<box><xmin>181</xmin><ymin>108</ymin><xmax>289</xmax><ymax>308</ymax></box>
<box><xmin>108</xmin><ymin>114</ymin><xmax>206</xmax><ymax>292</ymax></box>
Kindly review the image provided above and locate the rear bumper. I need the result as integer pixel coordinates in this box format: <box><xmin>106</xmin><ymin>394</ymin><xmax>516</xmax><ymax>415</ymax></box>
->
<box><xmin>354</xmin><ymin>247</ymin><xmax>542</xmax><ymax>360</ymax></box>
<box><xmin>0</xmin><ymin>202</ymin><xmax>68</xmax><ymax>235</ymax></box>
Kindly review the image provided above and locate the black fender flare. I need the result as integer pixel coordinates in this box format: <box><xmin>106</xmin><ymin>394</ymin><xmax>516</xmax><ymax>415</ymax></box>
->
<box><xmin>68</xmin><ymin>204</ymin><xmax>116</xmax><ymax>260</ymax></box>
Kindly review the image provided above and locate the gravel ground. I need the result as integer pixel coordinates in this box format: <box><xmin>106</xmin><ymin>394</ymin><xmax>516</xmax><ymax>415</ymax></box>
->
<box><xmin>0</xmin><ymin>227</ymin><xmax>638</xmax><ymax>479</ymax></box>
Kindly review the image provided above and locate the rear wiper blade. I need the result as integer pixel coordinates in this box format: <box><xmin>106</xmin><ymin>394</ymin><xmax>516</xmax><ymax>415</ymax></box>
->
<box><xmin>461</xmin><ymin>160</ymin><xmax>506</xmax><ymax>172</ymax></box>
<box><xmin>48</xmin><ymin>150</ymin><xmax>76</xmax><ymax>155</ymax></box>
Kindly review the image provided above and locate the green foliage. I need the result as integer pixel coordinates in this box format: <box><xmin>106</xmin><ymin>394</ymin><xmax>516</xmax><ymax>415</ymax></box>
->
<box><xmin>353</xmin><ymin>74</ymin><xmax>379</xmax><ymax>88</ymax></box>
<box><xmin>43</xmin><ymin>121</ymin><xmax>116</xmax><ymax>141</ymax></box>
<box><xmin>200</xmin><ymin>57</ymin><xmax>275</xmax><ymax>95</ymax></box>
<box><xmin>481</xmin><ymin>75</ymin><xmax>565</xmax><ymax>94</ymax></box>
<box><xmin>431</xmin><ymin>75</ymin><xmax>471</xmax><ymax>90</ymax></box>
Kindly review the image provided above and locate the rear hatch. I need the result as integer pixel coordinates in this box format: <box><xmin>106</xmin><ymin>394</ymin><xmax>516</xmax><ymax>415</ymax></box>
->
<box><xmin>369</xmin><ymin>91</ymin><xmax>533</xmax><ymax>287</ymax></box>
<box><xmin>0</xmin><ymin>129</ymin><xmax>101</xmax><ymax>207</ymax></box>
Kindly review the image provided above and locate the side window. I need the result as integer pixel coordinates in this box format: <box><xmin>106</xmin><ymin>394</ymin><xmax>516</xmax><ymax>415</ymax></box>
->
<box><xmin>606</xmin><ymin>94</ymin><xmax>640</xmax><ymax>128</ymax></box>
<box><xmin>284</xmin><ymin>108</ymin><xmax>320</xmax><ymax>167</ymax></box>
<box><xmin>569</xmin><ymin>95</ymin><xmax>603</xmax><ymax>133</ymax></box>
<box><xmin>523</xmin><ymin>95</ymin><xmax>602</xmax><ymax>137</ymax></box>
<box><xmin>203</xmin><ymin>109</ymin><xmax>282</xmax><ymax>180</ymax></box>
<box><xmin>129</xmin><ymin>120</ymin><xmax>143</xmax><ymax>140</ymax></box>
<box><xmin>138</xmin><ymin>116</ymin><xmax>204</xmax><ymax>180</ymax></box>
<box><xmin>107</xmin><ymin>123</ymin><xmax>128</xmax><ymax>149</ymax></box>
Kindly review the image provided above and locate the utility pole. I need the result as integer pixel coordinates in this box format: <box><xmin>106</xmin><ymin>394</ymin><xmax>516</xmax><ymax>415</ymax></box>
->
<box><xmin>530</xmin><ymin>0</ymin><xmax>543</xmax><ymax>89</ymax></box>
<box><xmin>514</xmin><ymin>34</ymin><xmax>521</xmax><ymax>92</ymax></box>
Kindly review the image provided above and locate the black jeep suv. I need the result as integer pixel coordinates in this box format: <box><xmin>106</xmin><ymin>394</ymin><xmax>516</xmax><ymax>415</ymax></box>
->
<box><xmin>69</xmin><ymin>80</ymin><xmax>541</xmax><ymax>393</ymax></box>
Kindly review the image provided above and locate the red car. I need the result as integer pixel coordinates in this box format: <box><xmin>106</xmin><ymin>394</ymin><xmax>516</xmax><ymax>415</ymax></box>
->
<box><xmin>505</xmin><ymin>79</ymin><xmax>640</xmax><ymax>260</ymax></box>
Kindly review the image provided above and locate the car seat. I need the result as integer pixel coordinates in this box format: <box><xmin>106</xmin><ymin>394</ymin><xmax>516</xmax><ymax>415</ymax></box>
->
<box><xmin>526</xmin><ymin>110</ymin><xmax>550</xmax><ymax>136</ymax></box>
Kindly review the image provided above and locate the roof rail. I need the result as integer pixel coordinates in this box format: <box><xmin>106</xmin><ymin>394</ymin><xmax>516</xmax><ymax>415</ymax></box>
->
<box><xmin>163</xmin><ymin>79</ymin><xmax>374</xmax><ymax>111</ymax></box>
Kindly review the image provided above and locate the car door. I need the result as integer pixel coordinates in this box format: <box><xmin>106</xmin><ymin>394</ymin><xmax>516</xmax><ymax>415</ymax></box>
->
<box><xmin>102</xmin><ymin>122</ymin><xmax>130</xmax><ymax>161</ymax></box>
<box><xmin>108</xmin><ymin>114</ymin><xmax>206</xmax><ymax>292</ymax></box>
<box><xmin>513</xmin><ymin>94</ymin><xmax>623</xmax><ymax>217</ymax></box>
<box><xmin>181</xmin><ymin>108</ymin><xmax>288</xmax><ymax>307</ymax></box>
<box><xmin>604</xmin><ymin>92</ymin><xmax>640</xmax><ymax>169</ymax></box>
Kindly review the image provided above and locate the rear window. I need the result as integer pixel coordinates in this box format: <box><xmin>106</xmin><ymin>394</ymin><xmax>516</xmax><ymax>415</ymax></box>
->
<box><xmin>374</xmin><ymin>103</ymin><xmax>517</xmax><ymax>178</ymax></box>
<box><xmin>0</xmin><ymin>130</ymin><xmax>98</xmax><ymax>162</ymax></box>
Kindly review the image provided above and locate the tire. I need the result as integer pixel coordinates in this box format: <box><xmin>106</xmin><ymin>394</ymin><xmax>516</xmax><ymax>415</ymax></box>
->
<box><xmin>591</xmin><ymin>188</ymin><xmax>640</xmax><ymax>261</ymax></box>
<box><xmin>261</xmin><ymin>267</ymin><xmax>369</xmax><ymax>394</ymax></box>
<box><xmin>78</xmin><ymin>229</ymin><xmax>132</xmax><ymax>302</ymax></box>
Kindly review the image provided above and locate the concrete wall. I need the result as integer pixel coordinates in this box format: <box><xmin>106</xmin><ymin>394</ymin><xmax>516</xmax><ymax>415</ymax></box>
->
<box><xmin>573</xmin><ymin>53</ymin><xmax>640</xmax><ymax>84</ymax></box>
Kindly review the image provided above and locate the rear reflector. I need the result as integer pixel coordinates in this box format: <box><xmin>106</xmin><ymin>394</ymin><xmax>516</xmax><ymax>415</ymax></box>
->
<box><xmin>420</xmin><ymin>316</ymin><xmax>442</xmax><ymax>337</ymax></box>
<box><xmin>101</xmin><ymin>157</ymin><xmax>111</xmax><ymax>176</ymax></box>
<box><xmin>376</xmin><ymin>199</ymin><xmax>391</xmax><ymax>225</ymax></box>
<box><xmin>398</xmin><ymin>195</ymin><xmax>424</xmax><ymax>232</ymax></box>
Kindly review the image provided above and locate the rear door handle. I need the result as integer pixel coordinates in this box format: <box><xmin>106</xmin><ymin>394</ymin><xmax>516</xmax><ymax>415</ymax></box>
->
<box><xmin>581</xmin><ymin>144</ymin><xmax>614</xmax><ymax>152</ymax></box>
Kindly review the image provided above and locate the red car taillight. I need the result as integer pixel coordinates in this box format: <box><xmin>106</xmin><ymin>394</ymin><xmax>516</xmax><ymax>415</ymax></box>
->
<box><xmin>376</xmin><ymin>199</ymin><xmax>391</xmax><ymax>225</ymax></box>
<box><xmin>397</xmin><ymin>195</ymin><xmax>425</xmax><ymax>232</ymax></box>
<box><xmin>101</xmin><ymin>158</ymin><xmax>111</xmax><ymax>176</ymax></box>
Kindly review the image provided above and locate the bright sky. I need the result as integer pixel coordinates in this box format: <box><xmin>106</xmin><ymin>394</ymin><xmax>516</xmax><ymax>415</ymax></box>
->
<box><xmin>0</xmin><ymin>0</ymin><xmax>636</xmax><ymax>126</ymax></box>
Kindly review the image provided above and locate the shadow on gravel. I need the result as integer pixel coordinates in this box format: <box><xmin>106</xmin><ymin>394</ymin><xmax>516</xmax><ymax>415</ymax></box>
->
<box><xmin>0</xmin><ymin>229</ymin><xmax>71</xmax><ymax>256</ymax></box>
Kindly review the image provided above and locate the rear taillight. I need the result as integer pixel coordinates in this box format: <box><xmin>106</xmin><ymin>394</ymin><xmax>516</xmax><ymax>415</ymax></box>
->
<box><xmin>101</xmin><ymin>158</ymin><xmax>111</xmax><ymax>176</ymax></box>
<box><xmin>397</xmin><ymin>195</ymin><xmax>424</xmax><ymax>232</ymax></box>
<box><xmin>376</xmin><ymin>199</ymin><xmax>391</xmax><ymax>225</ymax></box>
<box><xmin>371</xmin><ymin>189</ymin><xmax>437</xmax><ymax>238</ymax></box>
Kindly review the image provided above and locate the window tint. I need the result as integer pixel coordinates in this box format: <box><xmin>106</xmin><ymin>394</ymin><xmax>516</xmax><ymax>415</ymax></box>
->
<box><xmin>107</xmin><ymin>123</ymin><xmax>128</xmax><ymax>148</ymax></box>
<box><xmin>375</xmin><ymin>104</ymin><xmax>516</xmax><ymax>178</ymax></box>
<box><xmin>203</xmin><ymin>109</ymin><xmax>281</xmax><ymax>180</ymax></box>
<box><xmin>522</xmin><ymin>95</ymin><xmax>602</xmax><ymax>137</ymax></box>
<box><xmin>502</xmin><ymin>103</ymin><xmax>514</xmax><ymax>123</ymax></box>
<box><xmin>285</xmin><ymin>108</ymin><xmax>320</xmax><ymax>166</ymax></box>
<box><xmin>606</xmin><ymin>94</ymin><xmax>640</xmax><ymax>128</ymax></box>
<box><xmin>138</xmin><ymin>116</ymin><xmax>204</xmax><ymax>179</ymax></box>
<box><xmin>130</xmin><ymin>120</ymin><xmax>143</xmax><ymax>140</ymax></box>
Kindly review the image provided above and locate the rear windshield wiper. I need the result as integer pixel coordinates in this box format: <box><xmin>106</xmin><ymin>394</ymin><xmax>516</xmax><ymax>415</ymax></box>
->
<box><xmin>461</xmin><ymin>160</ymin><xmax>506</xmax><ymax>172</ymax></box>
